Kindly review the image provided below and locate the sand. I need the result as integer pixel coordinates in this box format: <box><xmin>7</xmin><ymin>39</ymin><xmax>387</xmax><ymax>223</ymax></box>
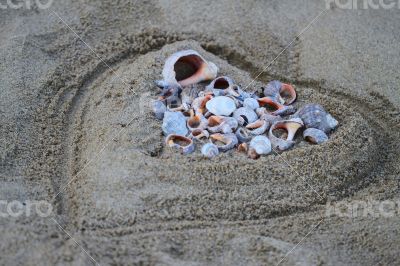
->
<box><xmin>1</xmin><ymin>0</ymin><xmax>400</xmax><ymax>265</ymax></box>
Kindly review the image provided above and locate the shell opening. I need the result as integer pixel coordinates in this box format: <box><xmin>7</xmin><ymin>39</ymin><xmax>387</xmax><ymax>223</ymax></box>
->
<box><xmin>214</xmin><ymin>77</ymin><xmax>230</xmax><ymax>89</ymax></box>
<box><xmin>258</xmin><ymin>98</ymin><xmax>281</xmax><ymax>112</ymax></box>
<box><xmin>272</xmin><ymin>127</ymin><xmax>289</xmax><ymax>140</ymax></box>
<box><xmin>188</xmin><ymin>115</ymin><xmax>201</xmax><ymax>128</ymax></box>
<box><xmin>208</xmin><ymin>116</ymin><xmax>222</xmax><ymax>127</ymax></box>
<box><xmin>280</xmin><ymin>83</ymin><xmax>296</xmax><ymax>105</ymax></box>
<box><xmin>169</xmin><ymin>135</ymin><xmax>192</xmax><ymax>147</ymax></box>
<box><xmin>174</xmin><ymin>55</ymin><xmax>203</xmax><ymax>82</ymax></box>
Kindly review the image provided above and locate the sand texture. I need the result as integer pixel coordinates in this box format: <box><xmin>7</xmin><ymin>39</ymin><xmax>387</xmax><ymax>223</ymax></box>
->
<box><xmin>1</xmin><ymin>0</ymin><xmax>400</xmax><ymax>265</ymax></box>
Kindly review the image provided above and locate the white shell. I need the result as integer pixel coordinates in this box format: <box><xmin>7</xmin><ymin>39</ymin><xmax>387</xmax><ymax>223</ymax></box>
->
<box><xmin>233</xmin><ymin>107</ymin><xmax>258</xmax><ymax>126</ymax></box>
<box><xmin>243</xmin><ymin>98</ymin><xmax>260</xmax><ymax>110</ymax></box>
<box><xmin>249</xmin><ymin>136</ymin><xmax>272</xmax><ymax>155</ymax></box>
<box><xmin>206</xmin><ymin>96</ymin><xmax>237</xmax><ymax>116</ymax></box>
<box><xmin>201</xmin><ymin>143</ymin><xmax>219</xmax><ymax>158</ymax></box>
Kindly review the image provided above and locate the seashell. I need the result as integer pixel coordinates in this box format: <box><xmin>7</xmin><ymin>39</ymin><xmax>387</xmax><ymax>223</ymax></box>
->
<box><xmin>187</xmin><ymin>110</ymin><xmax>208</xmax><ymax>131</ymax></box>
<box><xmin>257</xmin><ymin>110</ymin><xmax>283</xmax><ymax>124</ymax></box>
<box><xmin>201</xmin><ymin>143</ymin><xmax>219</xmax><ymax>158</ymax></box>
<box><xmin>207</xmin><ymin>116</ymin><xmax>238</xmax><ymax>134</ymax></box>
<box><xmin>158</xmin><ymin>85</ymin><xmax>183</xmax><ymax>111</ymax></box>
<box><xmin>269</xmin><ymin>118</ymin><xmax>303</xmax><ymax>151</ymax></box>
<box><xmin>255</xmin><ymin>107</ymin><xmax>267</xmax><ymax>117</ymax></box>
<box><xmin>258</xmin><ymin>97</ymin><xmax>296</xmax><ymax>116</ymax></box>
<box><xmin>210</xmin><ymin>89</ymin><xmax>226</xmax><ymax>97</ymax></box>
<box><xmin>168</xmin><ymin>102</ymin><xmax>190</xmax><ymax>113</ymax></box>
<box><xmin>189</xmin><ymin>128</ymin><xmax>210</xmax><ymax>141</ymax></box>
<box><xmin>225</xmin><ymin>84</ymin><xmax>251</xmax><ymax>100</ymax></box>
<box><xmin>181</xmin><ymin>85</ymin><xmax>201</xmax><ymax>105</ymax></box>
<box><xmin>243</xmin><ymin>98</ymin><xmax>260</xmax><ymax>110</ymax></box>
<box><xmin>152</xmin><ymin>100</ymin><xmax>167</xmax><ymax>120</ymax></box>
<box><xmin>161</xmin><ymin>50</ymin><xmax>218</xmax><ymax>87</ymax></box>
<box><xmin>248</xmin><ymin>136</ymin><xmax>272</xmax><ymax>159</ymax></box>
<box><xmin>263</xmin><ymin>80</ymin><xmax>297</xmax><ymax>105</ymax></box>
<box><xmin>246</xmin><ymin>119</ymin><xmax>269</xmax><ymax>136</ymax></box>
<box><xmin>205</xmin><ymin>96</ymin><xmax>237</xmax><ymax>116</ymax></box>
<box><xmin>226</xmin><ymin>95</ymin><xmax>242</xmax><ymax>108</ymax></box>
<box><xmin>237</xmin><ymin>143</ymin><xmax>249</xmax><ymax>153</ymax></box>
<box><xmin>235</xmin><ymin>127</ymin><xmax>252</xmax><ymax>143</ymax></box>
<box><xmin>303</xmin><ymin>128</ymin><xmax>329</xmax><ymax>144</ymax></box>
<box><xmin>191</xmin><ymin>94</ymin><xmax>213</xmax><ymax>115</ymax></box>
<box><xmin>206</xmin><ymin>76</ymin><xmax>235</xmax><ymax>91</ymax></box>
<box><xmin>296</xmin><ymin>104</ymin><xmax>338</xmax><ymax>133</ymax></box>
<box><xmin>155</xmin><ymin>79</ymin><xmax>169</xmax><ymax>89</ymax></box>
<box><xmin>162</xmin><ymin>111</ymin><xmax>188</xmax><ymax>136</ymax></box>
<box><xmin>233</xmin><ymin>107</ymin><xmax>258</xmax><ymax>126</ymax></box>
<box><xmin>165</xmin><ymin>134</ymin><xmax>195</xmax><ymax>155</ymax></box>
<box><xmin>210</xmin><ymin>133</ymin><xmax>238</xmax><ymax>152</ymax></box>
<box><xmin>158</xmin><ymin>85</ymin><xmax>182</xmax><ymax>102</ymax></box>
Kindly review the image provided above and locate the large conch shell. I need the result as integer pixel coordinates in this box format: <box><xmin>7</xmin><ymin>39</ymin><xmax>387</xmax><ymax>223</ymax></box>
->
<box><xmin>158</xmin><ymin>50</ymin><xmax>218</xmax><ymax>88</ymax></box>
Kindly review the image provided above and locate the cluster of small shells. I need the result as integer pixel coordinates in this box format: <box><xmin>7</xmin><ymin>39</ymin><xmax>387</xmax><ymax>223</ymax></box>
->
<box><xmin>152</xmin><ymin>50</ymin><xmax>338</xmax><ymax>159</ymax></box>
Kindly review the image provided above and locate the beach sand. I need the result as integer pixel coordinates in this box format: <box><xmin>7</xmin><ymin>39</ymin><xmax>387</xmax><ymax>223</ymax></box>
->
<box><xmin>1</xmin><ymin>0</ymin><xmax>400</xmax><ymax>265</ymax></box>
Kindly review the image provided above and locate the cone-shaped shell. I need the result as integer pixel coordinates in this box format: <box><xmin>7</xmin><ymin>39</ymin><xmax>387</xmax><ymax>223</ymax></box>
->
<box><xmin>296</xmin><ymin>104</ymin><xmax>338</xmax><ymax>133</ymax></box>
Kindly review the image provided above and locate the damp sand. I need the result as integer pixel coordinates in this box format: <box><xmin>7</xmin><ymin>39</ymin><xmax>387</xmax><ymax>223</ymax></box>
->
<box><xmin>1</xmin><ymin>1</ymin><xmax>400</xmax><ymax>265</ymax></box>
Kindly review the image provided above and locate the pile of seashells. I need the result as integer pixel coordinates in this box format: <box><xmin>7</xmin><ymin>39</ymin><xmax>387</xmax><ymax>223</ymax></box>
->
<box><xmin>152</xmin><ymin>50</ymin><xmax>338</xmax><ymax>159</ymax></box>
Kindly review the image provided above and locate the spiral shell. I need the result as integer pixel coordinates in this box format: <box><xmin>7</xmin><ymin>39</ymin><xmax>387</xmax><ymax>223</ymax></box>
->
<box><xmin>201</xmin><ymin>143</ymin><xmax>219</xmax><ymax>158</ymax></box>
<box><xmin>233</xmin><ymin>107</ymin><xmax>258</xmax><ymax>126</ymax></box>
<box><xmin>269</xmin><ymin>118</ymin><xmax>303</xmax><ymax>151</ymax></box>
<box><xmin>235</xmin><ymin>127</ymin><xmax>252</xmax><ymax>143</ymax></box>
<box><xmin>189</xmin><ymin>129</ymin><xmax>210</xmax><ymax>141</ymax></box>
<box><xmin>248</xmin><ymin>136</ymin><xmax>272</xmax><ymax>159</ymax></box>
<box><xmin>246</xmin><ymin>120</ymin><xmax>269</xmax><ymax>136</ymax></box>
<box><xmin>165</xmin><ymin>134</ymin><xmax>195</xmax><ymax>155</ymax></box>
<box><xmin>258</xmin><ymin>97</ymin><xmax>296</xmax><ymax>116</ymax></box>
<box><xmin>263</xmin><ymin>80</ymin><xmax>297</xmax><ymax>105</ymax></box>
<box><xmin>207</xmin><ymin>116</ymin><xmax>238</xmax><ymax>134</ymax></box>
<box><xmin>303</xmin><ymin>128</ymin><xmax>329</xmax><ymax>144</ymax></box>
<box><xmin>296</xmin><ymin>104</ymin><xmax>338</xmax><ymax>133</ymax></box>
<box><xmin>210</xmin><ymin>133</ymin><xmax>238</xmax><ymax>152</ymax></box>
